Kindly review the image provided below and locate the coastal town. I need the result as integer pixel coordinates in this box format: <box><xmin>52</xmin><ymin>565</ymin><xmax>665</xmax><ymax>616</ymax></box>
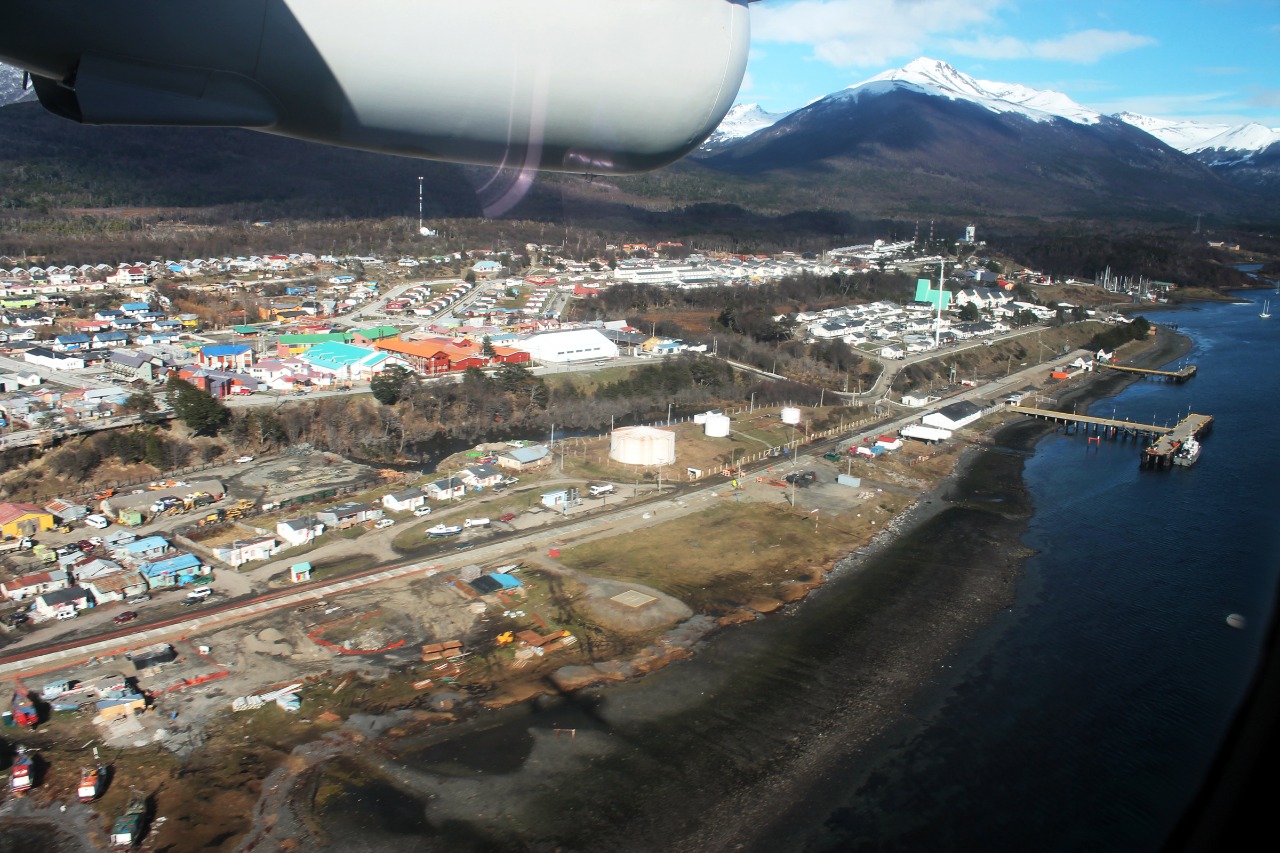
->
<box><xmin>0</xmin><ymin>228</ymin><xmax>1189</xmax><ymax>849</ymax></box>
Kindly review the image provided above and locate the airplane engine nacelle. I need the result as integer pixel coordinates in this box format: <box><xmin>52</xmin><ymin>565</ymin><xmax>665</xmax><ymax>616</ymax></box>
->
<box><xmin>1</xmin><ymin>0</ymin><xmax>750</xmax><ymax>174</ymax></box>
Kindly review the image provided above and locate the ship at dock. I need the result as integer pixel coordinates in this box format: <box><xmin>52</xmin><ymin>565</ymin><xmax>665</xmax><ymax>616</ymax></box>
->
<box><xmin>1173</xmin><ymin>437</ymin><xmax>1202</xmax><ymax>467</ymax></box>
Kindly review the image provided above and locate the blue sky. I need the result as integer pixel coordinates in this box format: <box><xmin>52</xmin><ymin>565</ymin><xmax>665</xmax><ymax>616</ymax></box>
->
<box><xmin>745</xmin><ymin>0</ymin><xmax>1280</xmax><ymax>126</ymax></box>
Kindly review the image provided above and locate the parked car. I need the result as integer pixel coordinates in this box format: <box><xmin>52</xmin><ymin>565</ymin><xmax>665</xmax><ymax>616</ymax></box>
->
<box><xmin>463</xmin><ymin>517</ymin><xmax>490</xmax><ymax>528</ymax></box>
<box><xmin>55</xmin><ymin>610</ymin><xmax>79</xmax><ymax>620</ymax></box>
<box><xmin>186</xmin><ymin>586</ymin><xmax>212</xmax><ymax>600</ymax></box>
<box><xmin>113</xmin><ymin>611</ymin><xmax>137</xmax><ymax>624</ymax></box>
<box><xmin>77</xmin><ymin>540</ymin><xmax>97</xmax><ymax>552</ymax></box>
<box><xmin>413</xmin><ymin>507</ymin><xmax>433</xmax><ymax>517</ymax></box>
<box><xmin>125</xmin><ymin>594</ymin><xmax>152</xmax><ymax>605</ymax></box>
<box><xmin>235</xmin><ymin>455</ymin><xmax>255</xmax><ymax>463</ymax></box>
<box><xmin>499</xmin><ymin>512</ymin><xmax>517</xmax><ymax>522</ymax></box>
<box><xmin>374</xmin><ymin>518</ymin><xmax>395</xmax><ymax>529</ymax></box>
<box><xmin>6</xmin><ymin>613</ymin><xmax>28</xmax><ymax>626</ymax></box>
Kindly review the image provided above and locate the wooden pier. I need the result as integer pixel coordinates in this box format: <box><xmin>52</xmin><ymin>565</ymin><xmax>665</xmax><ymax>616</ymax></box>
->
<box><xmin>1142</xmin><ymin>413</ymin><xmax>1214</xmax><ymax>469</ymax></box>
<box><xmin>1097</xmin><ymin>362</ymin><xmax>1197</xmax><ymax>383</ymax></box>
<box><xmin>1009</xmin><ymin>406</ymin><xmax>1172</xmax><ymax>439</ymax></box>
<box><xmin>1009</xmin><ymin>406</ymin><xmax>1215</xmax><ymax>469</ymax></box>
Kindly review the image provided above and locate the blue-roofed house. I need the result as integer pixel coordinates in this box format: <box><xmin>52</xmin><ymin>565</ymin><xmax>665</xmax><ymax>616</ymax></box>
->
<box><xmin>120</xmin><ymin>301</ymin><xmax>151</xmax><ymax>315</ymax></box>
<box><xmin>54</xmin><ymin>333</ymin><xmax>91</xmax><ymax>352</ymax></box>
<box><xmin>112</xmin><ymin>535</ymin><xmax>171</xmax><ymax>564</ymax></box>
<box><xmin>495</xmin><ymin>444</ymin><xmax>551</xmax><ymax>472</ymax></box>
<box><xmin>198</xmin><ymin>344</ymin><xmax>254</xmax><ymax>371</ymax></box>
<box><xmin>137</xmin><ymin>551</ymin><xmax>205</xmax><ymax>588</ymax></box>
<box><xmin>92</xmin><ymin>330</ymin><xmax>130</xmax><ymax>349</ymax></box>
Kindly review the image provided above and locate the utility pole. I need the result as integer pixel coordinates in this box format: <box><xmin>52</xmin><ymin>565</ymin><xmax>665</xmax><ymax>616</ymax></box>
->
<box><xmin>934</xmin><ymin>257</ymin><xmax>945</xmax><ymax>350</ymax></box>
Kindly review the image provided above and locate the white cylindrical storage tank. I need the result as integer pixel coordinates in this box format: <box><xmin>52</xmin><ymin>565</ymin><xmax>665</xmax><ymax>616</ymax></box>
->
<box><xmin>609</xmin><ymin>426</ymin><xmax>676</xmax><ymax>466</ymax></box>
<box><xmin>704</xmin><ymin>413</ymin><xmax>731</xmax><ymax>437</ymax></box>
<box><xmin>780</xmin><ymin>407</ymin><xmax>802</xmax><ymax>425</ymax></box>
<box><xmin>693</xmin><ymin>412</ymin><xmax>709</xmax><ymax>425</ymax></box>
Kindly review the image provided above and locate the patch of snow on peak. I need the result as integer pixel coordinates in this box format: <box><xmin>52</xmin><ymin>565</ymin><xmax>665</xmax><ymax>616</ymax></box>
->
<box><xmin>1113</xmin><ymin>111</ymin><xmax>1231</xmax><ymax>153</ymax></box>
<box><xmin>847</xmin><ymin>57</ymin><xmax>1102</xmax><ymax>125</ymax></box>
<box><xmin>702</xmin><ymin>103</ymin><xmax>793</xmax><ymax>149</ymax></box>
<box><xmin>1197</xmin><ymin>122</ymin><xmax>1280</xmax><ymax>154</ymax></box>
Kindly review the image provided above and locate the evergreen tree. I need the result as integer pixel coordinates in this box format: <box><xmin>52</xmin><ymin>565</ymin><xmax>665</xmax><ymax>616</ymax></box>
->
<box><xmin>370</xmin><ymin>364</ymin><xmax>415</xmax><ymax>405</ymax></box>
<box><xmin>165</xmin><ymin>375</ymin><xmax>230</xmax><ymax>436</ymax></box>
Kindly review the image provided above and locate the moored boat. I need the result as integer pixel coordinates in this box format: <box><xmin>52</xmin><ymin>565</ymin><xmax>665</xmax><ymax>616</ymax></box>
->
<box><xmin>110</xmin><ymin>790</ymin><xmax>149</xmax><ymax>848</ymax></box>
<box><xmin>10</xmin><ymin>747</ymin><xmax>33</xmax><ymax>794</ymax></box>
<box><xmin>11</xmin><ymin>689</ymin><xmax>37</xmax><ymax>727</ymax></box>
<box><xmin>1173</xmin><ymin>437</ymin><xmax>1201</xmax><ymax>467</ymax></box>
<box><xmin>78</xmin><ymin>765</ymin><xmax>105</xmax><ymax>802</ymax></box>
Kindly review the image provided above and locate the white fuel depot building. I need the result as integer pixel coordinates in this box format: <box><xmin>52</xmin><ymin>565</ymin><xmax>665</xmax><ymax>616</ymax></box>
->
<box><xmin>522</xmin><ymin>329</ymin><xmax>618</xmax><ymax>364</ymax></box>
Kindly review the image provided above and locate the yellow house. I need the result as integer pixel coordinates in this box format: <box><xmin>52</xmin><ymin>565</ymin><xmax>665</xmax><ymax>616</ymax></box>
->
<box><xmin>0</xmin><ymin>502</ymin><xmax>55</xmax><ymax>538</ymax></box>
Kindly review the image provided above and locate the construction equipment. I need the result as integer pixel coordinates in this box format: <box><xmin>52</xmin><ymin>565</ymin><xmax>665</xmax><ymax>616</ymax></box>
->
<box><xmin>225</xmin><ymin>498</ymin><xmax>256</xmax><ymax>520</ymax></box>
<box><xmin>196</xmin><ymin>509</ymin><xmax>226</xmax><ymax>527</ymax></box>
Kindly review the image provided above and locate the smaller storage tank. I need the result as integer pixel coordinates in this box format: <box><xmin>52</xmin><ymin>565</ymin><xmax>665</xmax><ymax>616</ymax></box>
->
<box><xmin>704</xmin><ymin>413</ymin><xmax>731</xmax><ymax>437</ymax></box>
<box><xmin>780</xmin><ymin>407</ymin><xmax>802</xmax><ymax>425</ymax></box>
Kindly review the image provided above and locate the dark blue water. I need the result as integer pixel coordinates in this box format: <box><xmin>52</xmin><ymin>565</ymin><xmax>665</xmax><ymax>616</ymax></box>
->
<box><xmin>805</xmin><ymin>293</ymin><xmax>1280</xmax><ymax>852</ymax></box>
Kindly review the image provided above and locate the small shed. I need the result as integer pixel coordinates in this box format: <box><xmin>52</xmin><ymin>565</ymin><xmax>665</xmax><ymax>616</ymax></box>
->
<box><xmin>290</xmin><ymin>562</ymin><xmax>312</xmax><ymax>583</ymax></box>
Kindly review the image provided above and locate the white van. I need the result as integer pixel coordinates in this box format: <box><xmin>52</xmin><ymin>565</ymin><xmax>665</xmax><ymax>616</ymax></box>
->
<box><xmin>463</xmin><ymin>517</ymin><xmax>490</xmax><ymax>528</ymax></box>
<box><xmin>84</xmin><ymin>514</ymin><xmax>110</xmax><ymax>529</ymax></box>
<box><xmin>588</xmin><ymin>484</ymin><xmax>615</xmax><ymax>497</ymax></box>
<box><xmin>56</xmin><ymin>609</ymin><xmax>79</xmax><ymax>620</ymax></box>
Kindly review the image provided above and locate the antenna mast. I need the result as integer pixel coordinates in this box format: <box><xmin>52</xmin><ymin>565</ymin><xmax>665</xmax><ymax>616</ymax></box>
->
<box><xmin>417</xmin><ymin>176</ymin><xmax>437</xmax><ymax>237</ymax></box>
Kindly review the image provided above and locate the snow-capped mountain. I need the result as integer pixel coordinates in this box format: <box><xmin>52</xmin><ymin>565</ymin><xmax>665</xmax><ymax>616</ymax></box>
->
<box><xmin>696</xmin><ymin>57</ymin><xmax>1268</xmax><ymax>218</ymax></box>
<box><xmin>843</xmin><ymin>57</ymin><xmax>1103</xmax><ymax>125</ymax></box>
<box><xmin>702</xmin><ymin>103</ymin><xmax>792</xmax><ymax>150</ymax></box>
<box><xmin>1111</xmin><ymin>112</ymin><xmax>1230</xmax><ymax>153</ymax></box>
<box><xmin>1113</xmin><ymin>110</ymin><xmax>1280</xmax><ymax>160</ymax></box>
<box><xmin>0</xmin><ymin>63</ymin><xmax>36</xmax><ymax>107</ymax></box>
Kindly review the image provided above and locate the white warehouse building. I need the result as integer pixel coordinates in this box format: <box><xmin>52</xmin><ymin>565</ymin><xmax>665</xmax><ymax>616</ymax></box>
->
<box><xmin>522</xmin><ymin>328</ymin><xmax>619</xmax><ymax>364</ymax></box>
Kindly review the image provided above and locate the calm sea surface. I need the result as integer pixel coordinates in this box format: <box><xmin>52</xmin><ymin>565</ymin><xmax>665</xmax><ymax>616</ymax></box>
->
<box><xmin>310</xmin><ymin>291</ymin><xmax>1280</xmax><ymax>853</ymax></box>
<box><xmin>794</xmin><ymin>293</ymin><xmax>1280</xmax><ymax>851</ymax></box>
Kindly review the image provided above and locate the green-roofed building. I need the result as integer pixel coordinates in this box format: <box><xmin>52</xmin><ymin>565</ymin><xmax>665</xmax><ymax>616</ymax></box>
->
<box><xmin>233</xmin><ymin>324</ymin><xmax>266</xmax><ymax>336</ymax></box>
<box><xmin>278</xmin><ymin>331</ymin><xmax>352</xmax><ymax>355</ymax></box>
<box><xmin>351</xmin><ymin>325</ymin><xmax>401</xmax><ymax>346</ymax></box>
<box><xmin>914</xmin><ymin>278</ymin><xmax>951</xmax><ymax>311</ymax></box>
